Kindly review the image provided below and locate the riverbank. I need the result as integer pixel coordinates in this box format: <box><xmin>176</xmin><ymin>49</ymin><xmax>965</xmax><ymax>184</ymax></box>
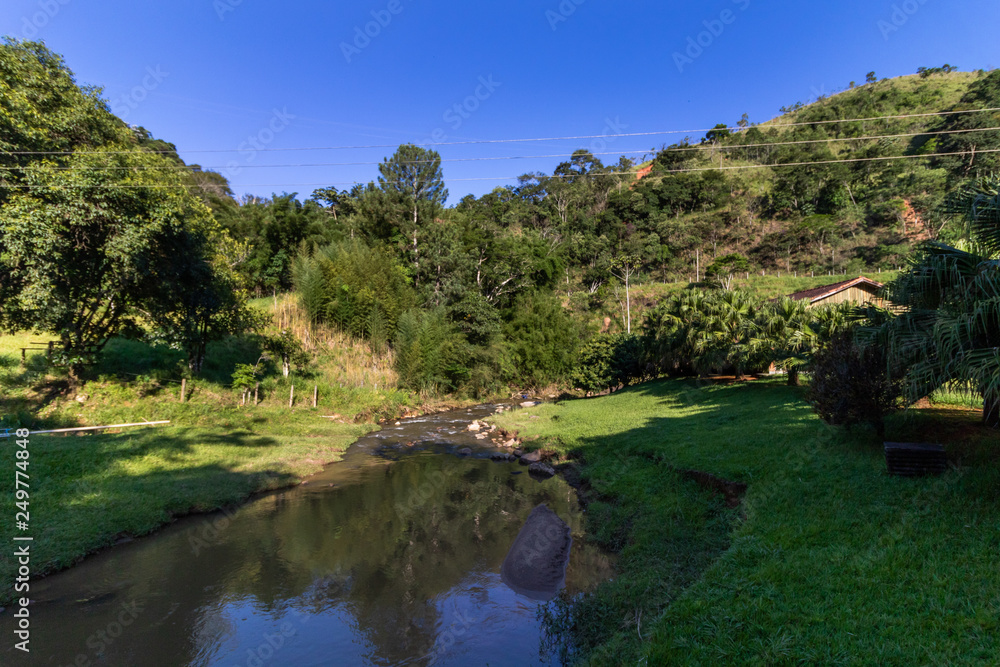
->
<box><xmin>0</xmin><ymin>392</ymin><xmax>488</xmax><ymax>607</ymax></box>
<box><xmin>492</xmin><ymin>378</ymin><xmax>1000</xmax><ymax>665</ymax></box>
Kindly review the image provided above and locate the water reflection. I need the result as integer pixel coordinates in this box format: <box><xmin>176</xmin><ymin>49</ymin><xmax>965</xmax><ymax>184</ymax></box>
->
<box><xmin>0</xmin><ymin>407</ymin><xmax>613</xmax><ymax>666</ymax></box>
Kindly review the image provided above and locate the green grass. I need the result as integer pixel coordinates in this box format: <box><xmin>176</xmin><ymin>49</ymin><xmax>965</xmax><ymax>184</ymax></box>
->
<box><xmin>493</xmin><ymin>379</ymin><xmax>1000</xmax><ymax>665</ymax></box>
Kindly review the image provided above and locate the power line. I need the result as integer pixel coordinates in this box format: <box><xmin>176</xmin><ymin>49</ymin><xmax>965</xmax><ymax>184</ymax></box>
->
<box><xmin>3</xmin><ymin>148</ymin><xmax>998</xmax><ymax>189</ymax></box>
<box><xmin>2</xmin><ymin>126</ymin><xmax>997</xmax><ymax>173</ymax></box>
<box><xmin>2</xmin><ymin>107</ymin><xmax>998</xmax><ymax>157</ymax></box>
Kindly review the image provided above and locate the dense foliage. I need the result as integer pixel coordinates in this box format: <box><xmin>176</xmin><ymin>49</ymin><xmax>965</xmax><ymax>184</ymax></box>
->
<box><xmin>871</xmin><ymin>175</ymin><xmax>1000</xmax><ymax>426</ymax></box>
<box><xmin>4</xmin><ymin>40</ymin><xmax>999</xmax><ymax>397</ymax></box>
<box><xmin>808</xmin><ymin>330</ymin><xmax>904</xmax><ymax>437</ymax></box>
<box><xmin>0</xmin><ymin>41</ymin><xmax>254</xmax><ymax>377</ymax></box>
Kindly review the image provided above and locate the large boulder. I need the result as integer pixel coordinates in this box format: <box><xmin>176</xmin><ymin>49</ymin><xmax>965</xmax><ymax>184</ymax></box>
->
<box><xmin>500</xmin><ymin>504</ymin><xmax>572</xmax><ymax>601</ymax></box>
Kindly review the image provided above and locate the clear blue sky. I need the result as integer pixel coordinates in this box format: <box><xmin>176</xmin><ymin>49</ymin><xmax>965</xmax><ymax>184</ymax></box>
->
<box><xmin>2</xmin><ymin>0</ymin><xmax>998</xmax><ymax>204</ymax></box>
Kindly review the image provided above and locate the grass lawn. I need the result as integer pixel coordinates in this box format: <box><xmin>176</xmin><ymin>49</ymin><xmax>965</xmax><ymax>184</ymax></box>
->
<box><xmin>493</xmin><ymin>379</ymin><xmax>1000</xmax><ymax>665</ymax></box>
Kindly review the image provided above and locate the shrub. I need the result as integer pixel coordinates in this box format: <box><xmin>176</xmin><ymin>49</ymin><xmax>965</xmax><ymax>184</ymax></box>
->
<box><xmin>808</xmin><ymin>331</ymin><xmax>904</xmax><ymax>438</ymax></box>
<box><xmin>572</xmin><ymin>333</ymin><xmax>644</xmax><ymax>395</ymax></box>
<box><xmin>292</xmin><ymin>239</ymin><xmax>414</xmax><ymax>347</ymax></box>
<box><xmin>393</xmin><ymin>308</ymin><xmax>469</xmax><ymax>394</ymax></box>
<box><xmin>502</xmin><ymin>291</ymin><xmax>582</xmax><ymax>387</ymax></box>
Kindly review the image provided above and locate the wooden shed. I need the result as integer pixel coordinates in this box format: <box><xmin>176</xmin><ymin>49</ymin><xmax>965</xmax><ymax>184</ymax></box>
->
<box><xmin>786</xmin><ymin>276</ymin><xmax>885</xmax><ymax>308</ymax></box>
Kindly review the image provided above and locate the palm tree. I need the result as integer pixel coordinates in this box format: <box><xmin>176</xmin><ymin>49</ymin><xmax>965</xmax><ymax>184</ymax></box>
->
<box><xmin>696</xmin><ymin>290</ymin><xmax>768</xmax><ymax>379</ymax></box>
<box><xmin>764</xmin><ymin>297</ymin><xmax>813</xmax><ymax>386</ymax></box>
<box><xmin>876</xmin><ymin>175</ymin><xmax>1000</xmax><ymax>427</ymax></box>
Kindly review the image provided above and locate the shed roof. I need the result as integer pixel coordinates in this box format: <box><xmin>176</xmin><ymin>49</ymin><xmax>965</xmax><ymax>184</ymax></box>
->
<box><xmin>786</xmin><ymin>276</ymin><xmax>884</xmax><ymax>304</ymax></box>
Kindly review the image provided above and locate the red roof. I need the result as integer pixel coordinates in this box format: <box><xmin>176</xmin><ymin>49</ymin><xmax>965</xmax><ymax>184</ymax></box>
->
<box><xmin>786</xmin><ymin>276</ymin><xmax>884</xmax><ymax>304</ymax></box>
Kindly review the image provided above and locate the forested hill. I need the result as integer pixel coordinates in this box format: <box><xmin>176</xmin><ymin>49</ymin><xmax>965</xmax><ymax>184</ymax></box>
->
<box><xmin>198</xmin><ymin>67</ymin><xmax>1000</xmax><ymax>299</ymax></box>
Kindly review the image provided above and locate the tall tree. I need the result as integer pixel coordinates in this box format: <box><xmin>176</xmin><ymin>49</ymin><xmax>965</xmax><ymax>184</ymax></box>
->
<box><xmin>378</xmin><ymin>145</ymin><xmax>448</xmax><ymax>286</ymax></box>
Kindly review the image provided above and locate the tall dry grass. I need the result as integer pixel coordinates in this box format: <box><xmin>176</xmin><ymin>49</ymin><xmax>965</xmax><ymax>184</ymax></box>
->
<box><xmin>264</xmin><ymin>294</ymin><xmax>399</xmax><ymax>391</ymax></box>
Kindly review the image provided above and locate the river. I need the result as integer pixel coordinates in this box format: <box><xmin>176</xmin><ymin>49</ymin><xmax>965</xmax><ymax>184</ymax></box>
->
<box><xmin>0</xmin><ymin>403</ymin><xmax>613</xmax><ymax>666</ymax></box>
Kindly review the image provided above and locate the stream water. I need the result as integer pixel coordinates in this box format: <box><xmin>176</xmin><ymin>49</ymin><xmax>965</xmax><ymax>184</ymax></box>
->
<box><xmin>0</xmin><ymin>404</ymin><xmax>613</xmax><ymax>666</ymax></box>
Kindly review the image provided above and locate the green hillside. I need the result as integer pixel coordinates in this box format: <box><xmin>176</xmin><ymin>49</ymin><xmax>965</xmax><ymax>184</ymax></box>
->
<box><xmin>616</xmin><ymin>68</ymin><xmax>1000</xmax><ymax>279</ymax></box>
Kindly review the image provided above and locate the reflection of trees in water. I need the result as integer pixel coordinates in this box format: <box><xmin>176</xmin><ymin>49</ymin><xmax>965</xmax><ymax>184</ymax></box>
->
<box><xmin>215</xmin><ymin>454</ymin><xmax>585</xmax><ymax>664</ymax></box>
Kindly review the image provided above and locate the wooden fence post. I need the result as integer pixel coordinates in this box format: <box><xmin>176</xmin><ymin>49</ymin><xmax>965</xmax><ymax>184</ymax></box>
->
<box><xmin>20</xmin><ymin>348</ymin><xmax>26</xmax><ymax>366</ymax></box>
<box><xmin>313</xmin><ymin>385</ymin><xmax>318</xmax><ymax>408</ymax></box>
<box><xmin>180</xmin><ymin>378</ymin><xmax>187</xmax><ymax>403</ymax></box>
<box><xmin>289</xmin><ymin>385</ymin><xmax>295</xmax><ymax>408</ymax></box>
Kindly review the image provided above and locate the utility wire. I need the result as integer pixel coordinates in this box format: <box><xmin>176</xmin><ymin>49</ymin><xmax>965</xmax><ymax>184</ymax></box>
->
<box><xmin>1</xmin><ymin>127</ymin><xmax>996</xmax><ymax>173</ymax></box>
<box><xmin>3</xmin><ymin>148</ymin><xmax>998</xmax><ymax>189</ymax></box>
<box><xmin>2</xmin><ymin>107</ymin><xmax>998</xmax><ymax>156</ymax></box>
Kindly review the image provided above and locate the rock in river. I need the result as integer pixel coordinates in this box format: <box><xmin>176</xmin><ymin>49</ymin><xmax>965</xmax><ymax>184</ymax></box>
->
<box><xmin>519</xmin><ymin>450</ymin><xmax>543</xmax><ymax>465</ymax></box>
<box><xmin>528</xmin><ymin>462</ymin><xmax>556</xmax><ymax>478</ymax></box>
<box><xmin>500</xmin><ymin>504</ymin><xmax>572</xmax><ymax>601</ymax></box>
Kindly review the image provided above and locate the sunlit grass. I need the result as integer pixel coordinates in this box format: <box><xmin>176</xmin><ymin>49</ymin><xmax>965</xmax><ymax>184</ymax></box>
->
<box><xmin>494</xmin><ymin>379</ymin><xmax>1000</xmax><ymax>665</ymax></box>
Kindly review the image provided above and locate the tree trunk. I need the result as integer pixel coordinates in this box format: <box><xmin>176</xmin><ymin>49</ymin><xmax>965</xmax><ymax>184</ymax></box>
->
<box><xmin>984</xmin><ymin>392</ymin><xmax>1000</xmax><ymax>429</ymax></box>
<box><xmin>787</xmin><ymin>367</ymin><xmax>799</xmax><ymax>387</ymax></box>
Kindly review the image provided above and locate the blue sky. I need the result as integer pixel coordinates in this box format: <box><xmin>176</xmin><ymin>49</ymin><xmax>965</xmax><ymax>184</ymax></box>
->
<box><xmin>2</xmin><ymin>0</ymin><xmax>998</xmax><ymax>204</ymax></box>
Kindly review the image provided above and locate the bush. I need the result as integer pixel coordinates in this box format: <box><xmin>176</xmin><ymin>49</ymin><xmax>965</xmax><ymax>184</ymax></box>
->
<box><xmin>393</xmin><ymin>308</ymin><xmax>468</xmax><ymax>394</ymax></box>
<box><xmin>502</xmin><ymin>291</ymin><xmax>582</xmax><ymax>387</ymax></box>
<box><xmin>572</xmin><ymin>333</ymin><xmax>644</xmax><ymax>395</ymax></box>
<box><xmin>808</xmin><ymin>331</ymin><xmax>904</xmax><ymax>438</ymax></box>
<box><xmin>293</xmin><ymin>239</ymin><xmax>414</xmax><ymax>347</ymax></box>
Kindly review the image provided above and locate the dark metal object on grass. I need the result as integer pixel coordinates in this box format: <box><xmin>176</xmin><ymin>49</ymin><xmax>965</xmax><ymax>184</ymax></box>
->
<box><xmin>884</xmin><ymin>442</ymin><xmax>947</xmax><ymax>477</ymax></box>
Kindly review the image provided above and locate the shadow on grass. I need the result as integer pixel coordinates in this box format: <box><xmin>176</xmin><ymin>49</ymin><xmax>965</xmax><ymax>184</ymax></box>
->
<box><xmin>539</xmin><ymin>378</ymin><xmax>1000</xmax><ymax>664</ymax></box>
<box><xmin>0</xmin><ymin>427</ymin><xmax>295</xmax><ymax>600</ymax></box>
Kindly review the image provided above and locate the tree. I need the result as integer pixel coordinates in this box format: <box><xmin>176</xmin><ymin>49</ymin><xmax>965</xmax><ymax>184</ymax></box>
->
<box><xmin>263</xmin><ymin>330</ymin><xmax>310</xmax><ymax>378</ymax></box>
<box><xmin>143</xmin><ymin>222</ymin><xmax>263</xmax><ymax>374</ymax></box>
<box><xmin>378</xmin><ymin>144</ymin><xmax>448</xmax><ymax>286</ymax></box>
<box><xmin>695</xmin><ymin>290</ymin><xmax>769</xmax><ymax>379</ymax></box>
<box><xmin>762</xmin><ymin>297</ymin><xmax>813</xmax><ymax>386</ymax></box>
<box><xmin>873</xmin><ymin>175</ymin><xmax>1000</xmax><ymax>427</ymax></box>
<box><xmin>705</xmin><ymin>253</ymin><xmax>751</xmax><ymax>291</ymax></box>
<box><xmin>572</xmin><ymin>333</ymin><xmax>644</xmax><ymax>395</ymax></box>
<box><xmin>0</xmin><ymin>150</ymin><xmax>217</xmax><ymax>379</ymax></box>
<box><xmin>311</xmin><ymin>186</ymin><xmax>343</xmax><ymax>220</ymax></box>
<box><xmin>609</xmin><ymin>254</ymin><xmax>639</xmax><ymax>333</ymax></box>
<box><xmin>809</xmin><ymin>330</ymin><xmax>904</xmax><ymax>438</ymax></box>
